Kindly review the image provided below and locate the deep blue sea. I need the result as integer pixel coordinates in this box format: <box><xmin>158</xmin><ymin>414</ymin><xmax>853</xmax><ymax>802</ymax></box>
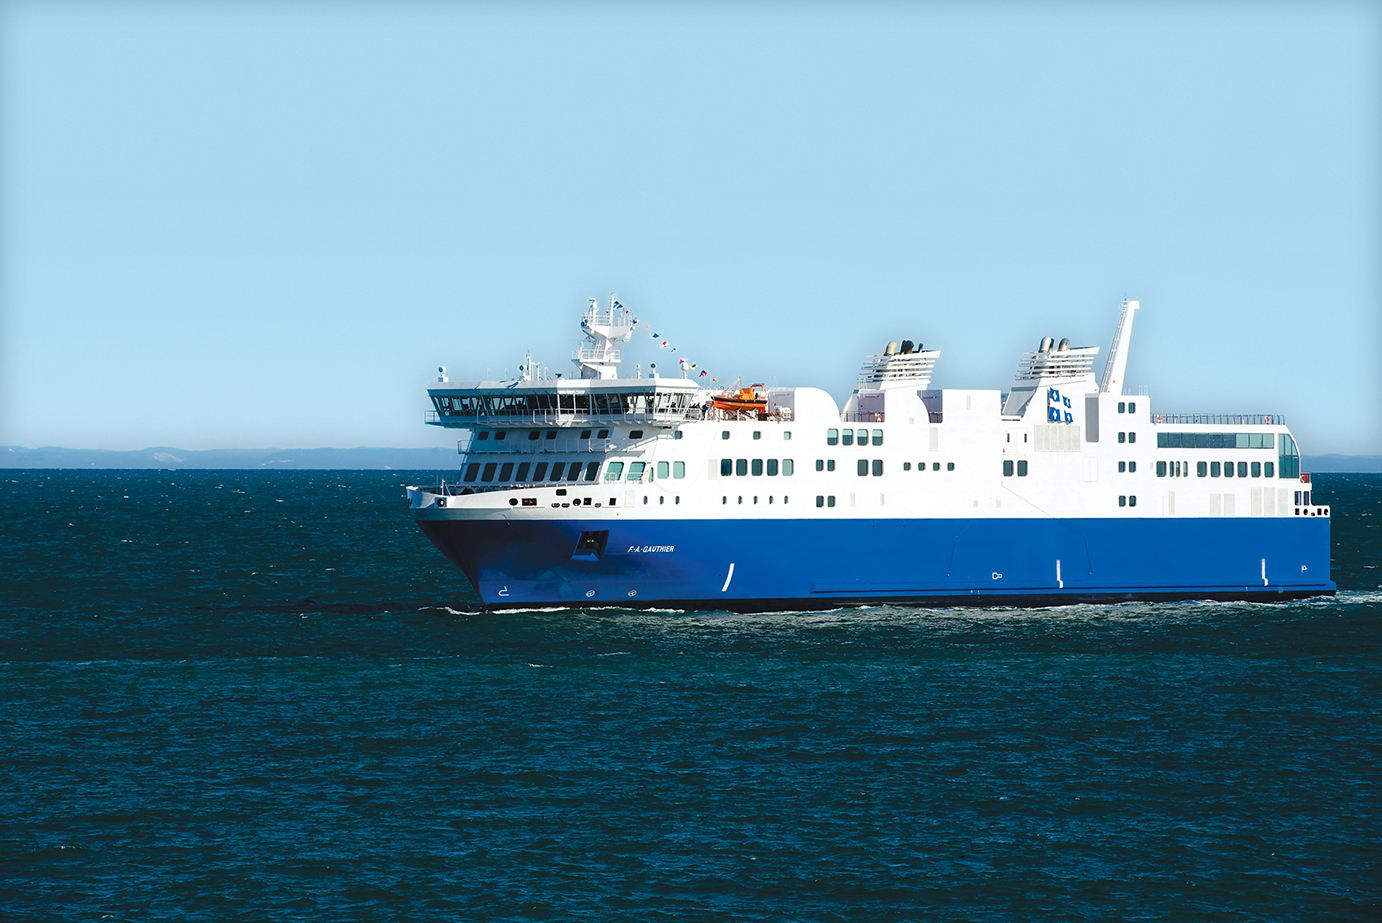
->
<box><xmin>2</xmin><ymin>471</ymin><xmax>1378</xmax><ymax>922</ymax></box>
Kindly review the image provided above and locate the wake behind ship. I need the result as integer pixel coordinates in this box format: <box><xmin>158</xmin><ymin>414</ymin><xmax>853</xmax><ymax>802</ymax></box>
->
<box><xmin>406</xmin><ymin>298</ymin><xmax>1334</xmax><ymax>611</ymax></box>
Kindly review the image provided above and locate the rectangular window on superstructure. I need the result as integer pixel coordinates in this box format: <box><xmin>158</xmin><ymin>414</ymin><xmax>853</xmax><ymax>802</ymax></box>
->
<box><xmin>1017</xmin><ymin>460</ymin><xmax>1027</xmax><ymax>476</ymax></box>
<box><xmin>872</xmin><ymin>430</ymin><xmax>883</xmax><ymax>446</ymax></box>
<box><xmin>1118</xmin><ymin>432</ymin><xmax>1126</xmax><ymax>443</ymax></box>
<box><xmin>497</xmin><ymin>463</ymin><xmax>514</xmax><ymax>482</ymax></box>
<box><xmin>1265</xmin><ymin>461</ymin><xmax>1274</xmax><ymax>477</ymax></box>
<box><xmin>816</xmin><ymin>459</ymin><xmax>824</xmax><ymax>471</ymax></box>
<box><xmin>584</xmin><ymin>462</ymin><xmax>599</xmax><ymax>481</ymax></box>
<box><xmin>627</xmin><ymin>462</ymin><xmax>646</xmax><ymax>481</ymax></box>
<box><xmin>1197</xmin><ymin>462</ymin><xmax>1207</xmax><ymax>477</ymax></box>
<box><xmin>857</xmin><ymin>429</ymin><xmax>869</xmax><ymax>446</ymax></box>
<box><xmin>767</xmin><ymin>459</ymin><xmax>779</xmax><ymax>476</ymax></box>
<box><xmin>751</xmin><ymin>459</ymin><xmax>764</xmax><ymax>476</ymax></box>
<box><xmin>515</xmin><ymin>462</ymin><xmax>531</xmax><ymax>481</ymax></box>
<box><xmin>720</xmin><ymin>459</ymin><xmax>732</xmax><ymax>477</ymax></box>
<box><xmin>841</xmin><ymin>430</ymin><xmax>853</xmax><ymax>446</ymax></box>
<box><xmin>569</xmin><ymin>464</ymin><xmax>583</xmax><ymax>482</ymax></box>
<box><xmin>872</xmin><ymin>459</ymin><xmax>883</xmax><ymax>476</ymax></box>
<box><xmin>603</xmin><ymin>462</ymin><xmax>625</xmax><ymax>482</ymax></box>
<box><xmin>827</xmin><ymin>459</ymin><xmax>835</xmax><ymax>472</ymax></box>
<box><xmin>736</xmin><ymin>459</ymin><xmax>748</xmax><ymax>477</ymax></box>
<box><xmin>826</xmin><ymin>429</ymin><xmax>838</xmax><ymax>445</ymax></box>
<box><xmin>532</xmin><ymin>462</ymin><xmax>548</xmax><ymax>481</ymax></box>
<box><xmin>1003</xmin><ymin>460</ymin><xmax>1014</xmax><ymax>477</ymax></box>
<box><xmin>657</xmin><ymin>461</ymin><xmax>669</xmax><ymax>479</ymax></box>
<box><xmin>1223</xmin><ymin>461</ymin><xmax>1234</xmax><ymax>478</ymax></box>
<box><xmin>464</xmin><ymin>463</ymin><xmax>480</xmax><ymax>482</ymax></box>
<box><xmin>1237</xmin><ymin>461</ymin><xmax>1248</xmax><ymax>478</ymax></box>
<box><xmin>817</xmin><ymin>495</ymin><xmax>824</xmax><ymax>507</ymax></box>
<box><xmin>1251</xmin><ymin>462</ymin><xmax>1261</xmax><ymax>478</ymax></box>
<box><xmin>481</xmin><ymin>463</ymin><xmax>497</xmax><ymax>482</ymax></box>
<box><xmin>673</xmin><ymin>461</ymin><xmax>685</xmax><ymax>479</ymax></box>
<box><xmin>782</xmin><ymin>460</ymin><xmax>793</xmax><ymax>475</ymax></box>
<box><xmin>857</xmin><ymin>459</ymin><xmax>868</xmax><ymax>476</ymax></box>
<box><xmin>548</xmin><ymin>462</ymin><xmax>565</xmax><ymax>481</ymax></box>
<box><xmin>1119</xmin><ymin>495</ymin><xmax>1126</xmax><ymax>506</ymax></box>
<box><xmin>1129</xmin><ymin>461</ymin><xmax>1136</xmax><ymax>472</ymax></box>
<box><xmin>528</xmin><ymin>430</ymin><xmax>541</xmax><ymax>441</ymax></box>
<box><xmin>828</xmin><ymin>495</ymin><xmax>836</xmax><ymax>507</ymax></box>
<box><xmin>1210</xmin><ymin>461</ymin><xmax>1220</xmax><ymax>477</ymax></box>
<box><xmin>477</xmin><ymin>431</ymin><xmax>490</xmax><ymax>441</ymax></box>
<box><xmin>1128</xmin><ymin>432</ymin><xmax>1136</xmax><ymax>444</ymax></box>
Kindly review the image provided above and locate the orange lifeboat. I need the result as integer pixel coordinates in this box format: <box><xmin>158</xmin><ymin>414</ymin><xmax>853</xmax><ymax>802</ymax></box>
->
<box><xmin>712</xmin><ymin>385</ymin><xmax>767</xmax><ymax>416</ymax></box>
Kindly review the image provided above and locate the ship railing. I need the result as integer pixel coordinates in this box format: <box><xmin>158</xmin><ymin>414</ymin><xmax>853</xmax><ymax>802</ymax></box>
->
<box><xmin>425</xmin><ymin>408</ymin><xmax>693</xmax><ymax>427</ymax></box>
<box><xmin>840</xmin><ymin>412</ymin><xmax>885</xmax><ymax>423</ymax></box>
<box><xmin>461</xmin><ymin>437</ymin><xmax>641</xmax><ymax>455</ymax></box>
<box><xmin>1155</xmin><ymin>413</ymin><xmax>1286</xmax><ymax>426</ymax></box>
<box><xmin>415</xmin><ymin>471</ymin><xmax>659</xmax><ymax>496</ymax></box>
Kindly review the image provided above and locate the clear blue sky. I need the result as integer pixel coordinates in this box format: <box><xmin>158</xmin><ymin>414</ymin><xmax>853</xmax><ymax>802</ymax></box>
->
<box><xmin>3</xmin><ymin>2</ymin><xmax>1378</xmax><ymax>454</ymax></box>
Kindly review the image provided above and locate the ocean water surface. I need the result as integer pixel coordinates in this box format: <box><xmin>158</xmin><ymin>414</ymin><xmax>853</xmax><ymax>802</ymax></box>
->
<box><xmin>2</xmin><ymin>471</ymin><xmax>1378</xmax><ymax>921</ymax></box>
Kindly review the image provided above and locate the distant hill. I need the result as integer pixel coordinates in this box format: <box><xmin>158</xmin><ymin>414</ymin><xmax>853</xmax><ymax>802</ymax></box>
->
<box><xmin>4</xmin><ymin>445</ymin><xmax>1380</xmax><ymax>472</ymax></box>
<box><xmin>1301</xmin><ymin>454</ymin><xmax>1382</xmax><ymax>473</ymax></box>
<box><xmin>1</xmin><ymin>446</ymin><xmax>462</xmax><ymax>470</ymax></box>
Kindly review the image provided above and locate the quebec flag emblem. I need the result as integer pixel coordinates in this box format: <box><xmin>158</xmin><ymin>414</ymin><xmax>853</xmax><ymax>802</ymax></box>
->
<box><xmin>1047</xmin><ymin>387</ymin><xmax>1070</xmax><ymax>424</ymax></box>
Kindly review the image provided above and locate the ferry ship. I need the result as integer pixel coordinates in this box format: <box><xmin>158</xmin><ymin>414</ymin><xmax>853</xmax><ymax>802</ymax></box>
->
<box><xmin>407</xmin><ymin>297</ymin><xmax>1334</xmax><ymax>611</ymax></box>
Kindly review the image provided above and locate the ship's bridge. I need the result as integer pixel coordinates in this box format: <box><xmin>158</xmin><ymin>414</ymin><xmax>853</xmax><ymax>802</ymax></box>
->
<box><xmin>426</xmin><ymin>377</ymin><xmax>705</xmax><ymax>428</ymax></box>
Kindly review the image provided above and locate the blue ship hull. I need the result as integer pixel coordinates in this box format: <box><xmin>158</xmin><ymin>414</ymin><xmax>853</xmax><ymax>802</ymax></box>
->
<box><xmin>416</xmin><ymin>516</ymin><xmax>1335</xmax><ymax>611</ymax></box>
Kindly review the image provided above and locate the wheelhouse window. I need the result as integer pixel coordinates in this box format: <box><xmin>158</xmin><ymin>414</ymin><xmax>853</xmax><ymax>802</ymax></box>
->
<box><xmin>604</xmin><ymin>461</ymin><xmax>625</xmax><ymax>481</ymax></box>
<box><xmin>826</xmin><ymin>428</ymin><xmax>839</xmax><ymax>446</ymax></box>
<box><xmin>673</xmin><ymin>462</ymin><xmax>685</xmax><ymax>478</ymax></box>
<box><xmin>657</xmin><ymin>462</ymin><xmax>669</xmax><ymax>479</ymax></box>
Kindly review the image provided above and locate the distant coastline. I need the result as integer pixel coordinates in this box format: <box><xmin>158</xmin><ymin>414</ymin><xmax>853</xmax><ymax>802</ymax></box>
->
<box><xmin>1</xmin><ymin>446</ymin><xmax>460</xmax><ymax>470</ymax></box>
<box><xmin>4</xmin><ymin>445</ymin><xmax>1382</xmax><ymax>473</ymax></box>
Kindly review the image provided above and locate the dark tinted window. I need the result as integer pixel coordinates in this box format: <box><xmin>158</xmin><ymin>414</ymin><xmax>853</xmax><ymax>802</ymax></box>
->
<box><xmin>842</xmin><ymin>430</ymin><xmax>854</xmax><ymax>446</ymax></box>
<box><xmin>872</xmin><ymin>459</ymin><xmax>883</xmax><ymax>476</ymax></box>
<box><xmin>515</xmin><ymin>463</ymin><xmax>531</xmax><ymax>481</ymax></box>
<box><xmin>736</xmin><ymin>459</ymin><xmax>748</xmax><ymax>477</ymax></box>
<box><xmin>1017</xmin><ymin>460</ymin><xmax>1027</xmax><ymax>477</ymax></box>
<box><xmin>481</xmin><ymin>463</ymin><xmax>497</xmax><ymax>482</ymax></box>
<box><xmin>584</xmin><ymin>461</ymin><xmax>599</xmax><ymax>481</ymax></box>
<box><xmin>767</xmin><ymin>459</ymin><xmax>779</xmax><ymax>476</ymax></box>
<box><xmin>497</xmin><ymin>463</ymin><xmax>513</xmax><ymax>481</ymax></box>
<box><xmin>548</xmin><ymin>462</ymin><xmax>565</xmax><ymax>480</ymax></box>
<box><xmin>1003</xmin><ymin>460</ymin><xmax>1014</xmax><ymax>477</ymax></box>
<box><xmin>1237</xmin><ymin>461</ymin><xmax>1248</xmax><ymax>478</ymax></box>
<box><xmin>751</xmin><ymin>459</ymin><xmax>763</xmax><ymax>476</ymax></box>
<box><xmin>857</xmin><ymin>459</ymin><xmax>868</xmax><ymax>476</ymax></box>
<box><xmin>464</xmin><ymin>463</ymin><xmax>480</xmax><ymax>482</ymax></box>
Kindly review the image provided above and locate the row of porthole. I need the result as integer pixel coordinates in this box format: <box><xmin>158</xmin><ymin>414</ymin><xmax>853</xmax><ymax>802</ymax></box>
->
<box><xmin>721</xmin><ymin>496</ymin><xmax>789</xmax><ymax>505</ymax></box>
<box><xmin>813</xmin><ymin>460</ymin><xmax>955</xmax><ymax>472</ymax></box>
<box><xmin>477</xmin><ymin>428</ymin><xmax>652</xmax><ymax>442</ymax></box>
<box><xmin>1159</xmin><ymin>460</ymin><xmax>1277</xmax><ymax>478</ymax></box>
<box><xmin>826</xmin><ymin>428</ymin><xmax>883</xmax><ymax>447</ymax></box>
<box><xmin>1118</xmin><ymin>495</ymin><xmax>1138</xmax><ymax>507</ymax></box>
<box><xmin>722</xmin><ymin>430</ymin><xmax>793</xmax><ymax>441</ymax></box>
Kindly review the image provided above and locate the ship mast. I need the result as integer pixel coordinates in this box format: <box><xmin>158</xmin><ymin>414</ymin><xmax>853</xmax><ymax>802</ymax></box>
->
<box><xmin>573</xmin><ymin>296</ymin><xmax>634</xmax><ymax>379</ymax></box>
<box><xmin>1099</xmin><ymin>299</ymin><xmax>1140</xmax><ymax>395</ymax></box>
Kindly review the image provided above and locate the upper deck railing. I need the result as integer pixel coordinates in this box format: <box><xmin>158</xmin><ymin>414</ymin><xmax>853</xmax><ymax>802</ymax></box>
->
<box><xmin>1155</xmin><ymin>413</ymin><xmax>1286</xmax><ymax>426</ymax></box>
